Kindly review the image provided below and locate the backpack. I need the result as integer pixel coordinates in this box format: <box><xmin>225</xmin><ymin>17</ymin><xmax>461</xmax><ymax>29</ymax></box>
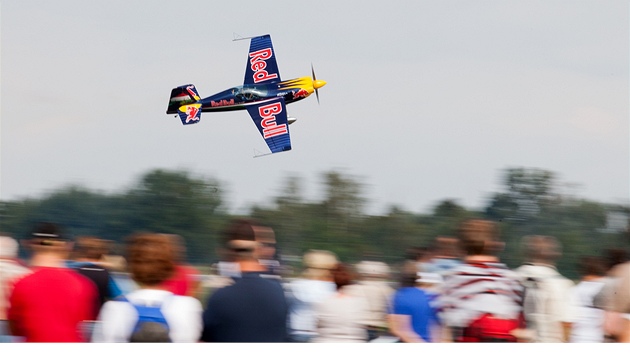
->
<box><xmin>460</xmin><ymin>314</ymin><xmax>521</xmax><ymax>342</ymax></box>
<box><xmin>118</xmin><ymin>296</ymin><xmax>173</xmax><ymax>342</ymax></box>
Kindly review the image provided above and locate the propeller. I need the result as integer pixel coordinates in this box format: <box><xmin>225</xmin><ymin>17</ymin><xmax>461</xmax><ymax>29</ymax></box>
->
<box><xmin>311</xmin><ymin>63</ymin><xmax>326</xmax><ymax>105</ymax></box>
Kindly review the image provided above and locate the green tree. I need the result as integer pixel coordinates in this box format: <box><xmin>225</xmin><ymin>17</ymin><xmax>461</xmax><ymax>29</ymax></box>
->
<box><xmin>123</xmin><ymin>169</ymin><xmax>226</xmax><ymax>263</ymax></box>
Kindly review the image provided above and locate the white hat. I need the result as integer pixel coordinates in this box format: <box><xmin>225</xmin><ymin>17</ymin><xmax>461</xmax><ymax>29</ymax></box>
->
<box><xmin>416</xmin><ymin>272</ymin><xmax>443</xmax><ymax>284</ymax></box>
<box><xmin>356</xmin><ymin>261</ymin><xmax>390</xmax><ymax>278</ymax></box>
<box><xmin>0</xmin><ymin>236</ymin><xmax>19</xmax><ymax>258</ymax></box>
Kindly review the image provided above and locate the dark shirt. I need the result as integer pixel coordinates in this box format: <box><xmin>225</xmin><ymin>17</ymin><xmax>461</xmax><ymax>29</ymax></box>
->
<box><xmin>201</xmin><ymin>272</ymin><xmax>288</xmax><ymax>342</ymax></box>
<box><xmin>67</xmin><ymin>261</ymin><xmax>122</xmax><ymax>316</ymax></box>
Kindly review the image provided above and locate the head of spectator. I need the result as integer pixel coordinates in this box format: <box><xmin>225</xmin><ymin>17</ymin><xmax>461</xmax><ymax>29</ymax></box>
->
<box><xmin>331</xmin><ymin>263</ymin><xmax>355</xmax><ymax>291</ymax></box>
<box><xmin>433</xmin><ymin>236</ymin><xmax>461</xmax><ymax>259</ymax></box>
<box><xmin>254</xmin><ymin>226</ymin><xmax>277</xmax><ymax>261</ymax></box>
<box><xmin>520</xmin><ymin>235</ymin><xmax>562</xmax><ymax>266</ymax></box>
<box><xmin>405</xmin><ymin>246</ymin><xmax>432</xmax><ymax>264</ymax></box>
<box><xmin>222</xmin><ymin>218</ymin><xmax>270</xmax><ymax>272</ymax></box>
<box><xmin>402</xmin><ymin>246</ymin><xmax>432</xmax><ymax>273</ymax></box>
<box><xmin>301</xmin><ymin>250</ymin><xmax>338</xmax><ymax>281</ymax></box>
<box><xmin>25</xmin><ymin>222</ymin><xmax>73</xmax><ymax>267</ymax></box>
<box><xmin>71</xmin><ymin>236</ymin><xmax>111</xmax><ymax>263</ymax></box>
<box><xmin>577</xmin><ymin>256</ymin><xmax>607</xmax><ymax>280</ymax></box>
<box><xmin>355</xmin><ymin>261</ymin><xmax>390</xmax><ymax>281</ymax></box>
<box><xmin>126</xmin><ymin>232</ymin><xmax>175</xmax><ymax>289</ymax></box>
<box><xmin>0</xmin><ymin>233</ymin><xmax>30</xmax><ymax>323</ymax></box>
<box><xmin>456</xmin><ymin>219</ymin><xmax>503</xmax><ymax>258</ymax></box>
<box><xmin>604</xmin><ymin>248</ymin><xmax>628</xmax><ymax>275</ymax></box>
<box><xmin>0</xmin><ymin>233</ymin><xmax>19</xmax><ymax>261</ymax></box>
<box><xmin>398</xmin><ymin>266</ymin><xmax>420</xmax><ymax>288</ymax></box>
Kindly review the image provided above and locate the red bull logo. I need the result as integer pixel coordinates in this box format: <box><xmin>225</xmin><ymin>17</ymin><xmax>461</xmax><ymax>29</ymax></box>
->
<box><xmin>258</xmin><ymin>102</ymin><xmax>287</xmax><ymax>139</ymax></box>
<box><xmin>293</xmin><ymin>89</ymin><xmax>309</xmax><ymax>99</ymax></box>
<box><xmin>185</xmin><ymin>105</ymin><xmax>200</xmax><ymax>123</ymax></box>
<box><xmin>249</xmin><ymin>48</ymin><xmax>278</xmax><ymax>84</ymax></box>
<box><xmin>210</xmin><ymin>99</ymin><xmax>235</xmax><ymax>107</ymax></box>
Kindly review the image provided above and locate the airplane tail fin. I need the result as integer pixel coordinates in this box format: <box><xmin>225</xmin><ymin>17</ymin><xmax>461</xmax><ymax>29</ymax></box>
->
<box><xmin>166</xmin><ymin>84</ymin><xmax>203</xmax><ymax>125</ymax></box>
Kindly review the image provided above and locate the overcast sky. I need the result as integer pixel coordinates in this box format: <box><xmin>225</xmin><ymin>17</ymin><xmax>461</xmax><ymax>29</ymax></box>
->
<box><xmin>1</xmin><ymin>1</ymin><xmax>628</xmax><ymax>215</ymax></box>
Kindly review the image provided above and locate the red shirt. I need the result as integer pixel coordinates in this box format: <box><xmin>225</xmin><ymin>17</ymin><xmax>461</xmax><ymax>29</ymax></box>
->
<box><xmin>162</xmin><ymin>264</ymin><xmax>200</xmax><ymax>296</ymax></box>
<box><xmin>8</xmin><ymin>267</ymin><xmax>97</xmax><ymax>342</ymax></box>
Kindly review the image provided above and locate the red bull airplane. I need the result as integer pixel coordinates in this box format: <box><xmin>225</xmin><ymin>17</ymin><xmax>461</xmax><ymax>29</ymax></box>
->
<box><xmin>166</xmin><ymin>34</ymin><xmax>326</xmax><ymax>155</ymax></box>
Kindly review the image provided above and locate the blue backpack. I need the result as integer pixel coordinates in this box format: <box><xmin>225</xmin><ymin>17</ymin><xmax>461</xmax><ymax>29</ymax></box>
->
<box><xmin>118</xmin><ymin>296</ymin><xmax>172</xmax><ymax>342</ymax></box>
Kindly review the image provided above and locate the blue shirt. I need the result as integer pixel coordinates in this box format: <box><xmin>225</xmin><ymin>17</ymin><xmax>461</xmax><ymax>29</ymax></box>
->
<box><xmin>390</xmin><ymin>287</ymin><xmax>439</xmax><ymax>342</ymax></box>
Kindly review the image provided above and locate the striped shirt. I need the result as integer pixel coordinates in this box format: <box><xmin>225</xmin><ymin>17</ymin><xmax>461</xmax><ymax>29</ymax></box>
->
<box><xmin>435</xmin><ymin>261</ymin><xmax>524</xmax><ymax>329</ymax></box>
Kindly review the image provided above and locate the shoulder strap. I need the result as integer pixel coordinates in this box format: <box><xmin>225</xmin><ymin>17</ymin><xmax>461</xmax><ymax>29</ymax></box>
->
<box><xmin>115</xmin><ymin>295</ymin><xmax>173</xmax><ymax>324</ymax></box>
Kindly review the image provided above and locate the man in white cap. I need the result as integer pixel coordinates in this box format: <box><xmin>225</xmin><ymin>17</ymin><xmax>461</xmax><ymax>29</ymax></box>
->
<box><xmin>348</xmin><ymin>260</ymin><xmax>394</xmax><ymax>340</ymax></box>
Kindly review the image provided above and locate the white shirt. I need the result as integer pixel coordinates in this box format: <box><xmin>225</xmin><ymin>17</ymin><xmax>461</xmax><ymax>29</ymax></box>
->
<box><xmin>515</xmin><ymin>264</ymin><xmax>576</xmax><ymax>342</ymax></box>
<box><xmin>569</xmin><ymin>280</ymin><xmax>605</xmax><ymax>343</ymax></box>
<box><xmin>0</xmin><ymin>259</ymin><xmax>31</xmax><ymax>320</ymax></box>
<box><xmin>92</xmin><ymin>289</ymin><xmax>203</xmax><ymax>343</ymax></box>
<box><xmin>313</xmin><ymin>291</ymin><xmax>369</xmax><ymax>343</ymax></box>
<box><xmin>286</xmin><ymin>279</ymin><xmax>336</xmax><ymax>335</ymax></box>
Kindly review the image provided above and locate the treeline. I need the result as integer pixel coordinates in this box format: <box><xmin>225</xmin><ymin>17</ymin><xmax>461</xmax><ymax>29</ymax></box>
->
<box><xmin>0</xmin><ymin>167</ymin><xmax>628</xmax><ymax>280</ymax></box>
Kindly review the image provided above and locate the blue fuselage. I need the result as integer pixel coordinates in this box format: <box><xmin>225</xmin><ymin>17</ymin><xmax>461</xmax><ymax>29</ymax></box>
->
<box><xmin>199</xmin><ymin>78</ymin><xmax>312</xmax><ymax>112</ymax></box>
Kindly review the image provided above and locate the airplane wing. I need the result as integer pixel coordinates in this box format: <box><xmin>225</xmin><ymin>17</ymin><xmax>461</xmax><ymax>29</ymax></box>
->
<box><xmin>244</xmin><ymin>34</ymin><xmax>281</xmax><ymax>85</ymax></box>
<box><xmin>246</xmin><ymin>97</ymin><xmax>291</xmax><ymax>154</ymax></box>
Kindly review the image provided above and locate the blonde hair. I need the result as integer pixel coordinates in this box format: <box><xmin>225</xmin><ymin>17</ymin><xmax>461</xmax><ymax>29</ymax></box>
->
<box><xmin>302</xmin><ymin>250</ymin><xmax>338</xmax><ymax>280</ymax></box>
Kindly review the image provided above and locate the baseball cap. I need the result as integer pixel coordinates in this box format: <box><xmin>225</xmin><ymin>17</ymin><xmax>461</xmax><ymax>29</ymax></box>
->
<box><xmin>31</xmin><ymin>222</ymin><xmax>67</xmax><ymax>244</ymax></box>
<box><xmin>222</xmin><ymin>219</ymin><xmax>260</xmax><ymax>252</ymax></box>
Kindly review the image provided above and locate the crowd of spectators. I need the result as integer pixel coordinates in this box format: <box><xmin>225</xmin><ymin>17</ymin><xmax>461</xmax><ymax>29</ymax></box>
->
<box><xmin>1</xmin><ymin>217</ymin><xmax>630</xmax><ymax>343</ymax></box>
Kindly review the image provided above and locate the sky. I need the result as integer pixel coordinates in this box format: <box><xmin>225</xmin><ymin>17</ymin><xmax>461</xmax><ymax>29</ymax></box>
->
<box><xmin>1</xmin><ymin>0</ymin><xmax>628</xmax><ymax>216</ymax></box>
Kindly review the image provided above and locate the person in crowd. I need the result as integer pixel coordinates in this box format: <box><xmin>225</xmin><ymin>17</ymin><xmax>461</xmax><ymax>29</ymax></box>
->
<box><xmin>347</xmin><ymin>260</ymin><xmax>394</xmax><ymax>341</ymax></box>
<box><xmin>285</xmin><ymin>249</ymin><xmax>338</xmax><ymax>342</ymax></box>
<box><xmin>515</xmin><ymin>235</ymin><xmax>576</xmax><ymax>342</ymax></box>
<box><xmin>607</xmin><ymin>257</ymin><xmax>630</xmax><ymax>342</ymax></box>
<box><xmin>312</xmin><ymin>263</ymin><xmax>369</xmax><ymax>343</ymax></box>
<box><xmin>604</xmin><ymin>248</ymin><xmax>628</xmax><ymax>274</ymax></box>
<box><xmin>92</xmin><ymin>232</ymin><xmax>203</xmax><ymax>342</ymax></box>
<box><xmin>101</xmin><ymin>253</ymin><xmax>137</xmax><ymax>295</ymax></box>
<box><xmin>388</xmin><ymin>269</ymin><xmax>441</xmax><ymax>342</ymax></box>
<box><xmin>67</xmin><ymin>235</ymin><xmax>122</xmax><ymax>317</ymax></box>
<box><xmin>201</xmin><ymin>218</ymin><xmax>289</xmax><ymax>342</ymax></box>
<box><xmin>161</xmin><ymin>234</ymin><xmax>202</xmax><ymax>299</ymax></box>
<box><xmin>569</xmin><ymin>256</ymin><xmax>607</xmax><ymax>343</ymax></box>
<box><xmin>436</xmin><ymin>219</ymin><xmax>524</xmax><ymax>342</ymax></box>
<box><xmin>8</xmin><ymin>222</ymin><xmax>98</xmax><ymax>342</ymax></box>
<box><xmin>255</xmin><ymin>226</ymin><xmax>283</xmax><ymax>277</ymax></box>
<box><xmin>0</xmin><ymin>234</ymin><xmax>31</xmax><ymax>343</ymax></box>
<box><xmin>424</xmin><ymin>236</ymin><xmax>462</xmax><ymax>275</ymax></box>
<box><xmin>597</xmin><ymin>248</ymin><xmax>629</xmax><ymax>342</ymax></box>
<box><xmin>402</xmin><ymin>246</ymin><xmax>433</xmax><ymax>274</ymax></box>
<box><xmin>417</xmin><ymin>272</ymin><xmax>443</xmax><ymax>307</ymax></box>
<box><xmin>212</xmin><ymin>224</ymin><xmax>280</xmax><ymax>281</ymax></box>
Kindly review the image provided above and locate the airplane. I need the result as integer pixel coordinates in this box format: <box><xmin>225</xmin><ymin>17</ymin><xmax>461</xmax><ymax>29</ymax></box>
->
<box><xmin>166</xmin><ymin>34</ymin><xmax>326</xmax><ymax>155</ymax></box>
